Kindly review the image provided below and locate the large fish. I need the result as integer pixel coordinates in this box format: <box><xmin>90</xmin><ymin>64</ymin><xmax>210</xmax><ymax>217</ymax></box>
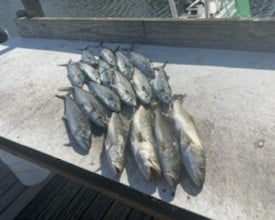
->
<box><xmin>115</xmin><ymin>50</ymin><xmax>134</xmax><ymax>79</ymax></box>
<box><xmin>100</xmin><ymin>47</ymin><xmax>116</xmax><ymax>66</ymax></box>
<box><xmin>153</xmin><ymin>63</ymin><xmax>172</xmax><ymax>105</ymax></box>
<box><xmin>130</xmin><ymin>106</ymin><xmax>161</xmax><ymax>181</ymax></box>
<box><xmin>170</xmin><ymin>95</ymin><xmax>206</xmax><ymax>187</ymax></box>
<box><xmin>78</xmin><ymin>62</ymin><xmax>101</xmax><ymax>84</ymax></box>
<box><xmin>104</xmin><ymin>113</ymin><xmax>126</xmax><ymax>175</ymax></box>
<box><xmin>131</xmin><ymin>68</ymin><xmax>153</xmax><ymax>104</ymax></box>
<box><xmin>100</xmin><ymin>68</ymin><xmax>114</xmax><ymax>87</ymax></box>
<box><xmin>80</xmin><ymin>46</ymin><xmax>99</xmax><ymax>65</ymax></box>
<box><xmin>60</xmin><ymin>87</ymin><xmax>108</xmax><ymax>128</ymax></box>
<box><xmin>111</xmin><ymin>70</ymin><xmax>137</xmax><ymax>107</ymax></box>
<box><xmin>87</xmin><ymin>81</ymin><xmax>121</xmax><ymax>112</ymax></box>
<box><xmin>154</xmin><ymin>107</ymin><xmax>182</xmax><ymax>190</ymax></box>
<box><xmin>128</xmin><ymin>51</ymin><xmax>154</xmax><ymax>78</ymax></box>
<box><xmin>60</xmin><ymin>60</ymin><xmax>85</xmax><ymax>87</ymax></box>
<box><xmin>56</xmin><ymin>95</ymin><xmax>91</xmax><ymax>152</ymax></box>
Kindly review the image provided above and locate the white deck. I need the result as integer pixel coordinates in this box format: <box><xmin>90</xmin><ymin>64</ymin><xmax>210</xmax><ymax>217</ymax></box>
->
<box><xmin>0</xmin><ymin>37</ymin><xmax>275</xmax><ymax>220</ymax></box>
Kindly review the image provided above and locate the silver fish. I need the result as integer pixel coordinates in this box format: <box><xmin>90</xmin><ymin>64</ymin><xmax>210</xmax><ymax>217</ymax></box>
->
<box><xmin>154</xmin><ymin>107</ymin><xmax>181</xmax><ymax>190</ymax></box>
<box><xmin>62</xmin><ymin>60</ymin><xmax>85</xmax><ymax>87</ymax></box>
<box><xmin>87</xmin><ymin>81</ymin><xmax>121</xmax><ymax>112</ymax></box>
<box><xmin>98</xmin><ymin>59</ymin><xmax>111</xmax><ymax>74</ymax></box>
<box><xmin>78</xmin><ymin>62</ymin><xmax>101</xmax><ymax>84</ymax></box>
<box><xmin>130</xmin><ymin>106</ymin><xmax>161</xmax><ymax>181</ymax></box>
<box><xmin>56</xmin><ymin>95</ymin><xmax>91</xmax><ymax>152</ymax></box>
<box><xmin>131</xmin><ymin>68</ymin><xmax>153</xmax><ymax>104</ymax></box>
<box><xmin>115</xmin><ymin>51</ymin><xmax>134</xmax><ymax>79</ymax></box>
<box><xmin>153</xmin><ymin>65</ymin><xmax>172</xmax><ymax>104</ymax></box>
<box><xmin>81</xmin><ymin>48</ymin><xmax>99</xmax><ymax>65</ymax></box>
<box><xmin>128</xmin><ymin>51</ymin><xmax>154</xmax><ymax>78</ymax></box>
<box><xmin>100</xmin><ymin>48</ymin><xmax>116</xmax><ymax>66</ymax></box>
<box><xmin>170</xmin><ymin>95</ymin><xmax>206</xmax><ymax>187</ymax></box>
<box><xmin>100</xmin><ymin>68</ymin><xmax>114</xmax><ymax>86</ymax></box>
<box><xmin>61</xmin><ymin>87</ymin><xmax>108</xmax><ymax>128</ymax></box>
<box><xmin>104</xmin><ymin>113</ymin><xmax>126</xmax><ymax>175</ymax></box>
<box><xmin>112</xmin><ymin>70</ymin><xmax>137</xmax><ymax>107</ymax></box>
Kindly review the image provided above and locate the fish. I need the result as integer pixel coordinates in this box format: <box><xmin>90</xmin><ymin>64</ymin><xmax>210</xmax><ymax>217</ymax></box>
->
<box><xmin>80</xmin><ymin>46</ymin><xmax>99</xmax><ymax>65</ymax></box>
<box><xmin>104</xmin><ymin>113</ymin><xmax>126</xmax><ymax>175</ymax></box>
<box><xmin>60</xmin><ymin>60</ymin><xmax>85</xmax><ymax>87</ymax></box>
<box><xmin>152</xmin><ymin>62</ymin><xmax>172</xmax><ymax>104</ymax></box>
<box><xmin>78</xmin><ymin>62</ymin><xmax>101</xmax><ymax>84</ymax></box>
<box><xmin>129</xmin><ymin>105</ymin><xmax>161</xmax><ymax>181</ymax></box>
<box><xmin>55</xmin><ymin>95</ymin><xmax>91</xmax><ymax>152</ymax></box>
<box><xmin>115</xmin><ymin>51</ymin><xmax>134</xmax><ymax>79</ymax></box>
<box><xmin>111</xmin><ymin>70</ymin><xmax>137</xmax><ymax>107</ymax></box>
<box><xmin>100</xmin><ymin>68</ymin><xmax>114</xmax><ymax>86</ymax></box>
<box><xmin>153</xmin><ymin>106</ymin><xmax>182</xmax><ymax>190</ymax></box>
<box><xmin>100</xmin><ymin>47</ymin><xmax>116</xmax><ymax>66</ymax></box>
<box><xmin>59</xmin><ymin>87</ymin><xmax>108</xmax><ymax>128</ymax></box>
<box><xmin>131</xmin><ymin>68</ymin><xmax>153</xmax><ymax>104</ymax></box>
<box><xmin>98</xmin><ymin>59</ymin><xmax>112</xmax><ymax>74</ymax></box>
<box><xmin>170</xmin><ymin>94</ymin><xmax>206</xmax><ymax>187</ymax></box>
<box><xmin>128</xmin><ymin>51</ymin><xmax>154</xmax><ymax>78</ymax></box>
<box><xmin>87</xmin><ymin>81</ymin><xmax>121</xmax><ymax>112</ymax></box>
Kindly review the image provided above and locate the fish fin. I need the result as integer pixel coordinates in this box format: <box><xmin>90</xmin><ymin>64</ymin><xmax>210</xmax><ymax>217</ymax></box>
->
<box><xmin>55</xmin><ymin>94</ymin><xmax>66</xmax><ymax>100</ymax></box>
<box><xmin>77</xmin><ymin>45</ymin><xmax>90</xmax><ymax>51</ymax></box>
<box><xmin>136</xmin><ymin>132</ymin><xmax>144</xmax><ymax>143</ymax></box>
<box><xmin>172</xmin><ymin>94</ymin><xmax>187</xmax><ymax>103</ymax></box>
<box><xmin>58</xmin><ymin>87</ymin><xmax>73</xmax><ymax>92</ymax></box>
<box><xmin>114</xmin><ymin>46</ymin><xmax>120</xmax><ymax>52</ymax></box>
<box><xmin>129</xmin><ymin>43</ymin><xmax>135</xmax><ymax>51</ymax></box>
<box><xmin>148</xmin><ymin>159</ymin><xmax>161</xmax><ymax>179</ymax></box>
<box><xmin>162</xmin><ymin>60</ymin><xmax>169</xmax><ymax>69</ymax></box>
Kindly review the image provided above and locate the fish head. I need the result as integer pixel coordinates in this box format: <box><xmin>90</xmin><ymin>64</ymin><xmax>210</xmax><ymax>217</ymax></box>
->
<box><xmin>161</xmin><ymin>93</ymin><xmax>172</xmax><ymax>104</ymax></box>
<box><xmin>93</xmin><ymin>113</ymin><xmax>107</xmax><ymax>128</ymax></box>
<box><xmin>108</xmin><ymin>98</ymin><xmax>121</xmax><ymax>112</ymax></box>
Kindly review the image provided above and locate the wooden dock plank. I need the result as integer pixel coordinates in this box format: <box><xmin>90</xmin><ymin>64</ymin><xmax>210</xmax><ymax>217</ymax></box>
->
<box><xmin>56</xmin><ymin>187</ymin><xmax>98</xmax><ymax>220</ymax></box>
<box><xmin>81</xmin><ymin>194</ymin><xmax>114</xmax><ymax>220</ymax></box>
<box><xmin>16</xmin><ymin>17</ymin><xmax>275</xmax><ymax>52</ymax></box>
<box><xmin>36</xmin><ymin>181</ymin><xmax>82</xmax><ymax>219</ymax></box>
<box><xmin>102</xmin><ymin>200</ymin><xmax>133</xmax><ymax>220</ymax></box>
<box><xmin>15</xmin><ymin>175</ymin><xmax>67</xmax><ymax>220</ymax></box>
<box><xmin>0</xmin><ymin>182</ymin><xmax>26</xmax><ymax>214</ymax></box>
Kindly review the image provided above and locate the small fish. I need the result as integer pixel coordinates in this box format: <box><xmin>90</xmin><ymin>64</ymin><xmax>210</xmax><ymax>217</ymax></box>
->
<box><xmin>130</xmin><ymin>105</ymin><xmax>161</xmax><ymax>181</ymax></box>
<box><xmin>100</xmin><ymin>47</ymin><xmax>116</xmax><ymax>66</ymax></box>
<box><xmin>104</xmin><ymin>113</ymin><xmax>126</xmax><ymax>175</ymax></box>
<box><xmin>87</xmin><ymin>81</ymin><xmax>121</xmax><ymax>112</ymax></box>
<box><xmin>98</xmin><ymin>59</ymin><xmax>111</xmax><ymax>74</ymax></box>
<box><xmin>170</xmin><ymin>95</ymin><xmax>206</xmax><ymax>187</ymax></box>
<box><xmin>56</xmin><ymin>95</ymin><xmax>91</xmax><ymax>152</ymax></box>
<box><xmin>152</xmin><ymin>62</ymin><xmax>172</xmax><ymax>104</ymax></box>
<box><xmin>78</xmin><ymin>62</ymin><xmax>101</xmax><ymax>84</ymax></box>
<box><xmin>59</xmin><ymin>87</ymin><xmax>108</xmax><ymax>128</ymax></box>
<box><xmin>60</xmin><ymin>60</ymin><xmax>85</xmax><ymax>87</ymax></box>
<box><xmin>154</xmin><ymin>106</ymin><xmax>182</xmax><ymax>190</ymax></box>
<box><xmin>131</xmin><ymin>68</ymin><xmax>153</xmax><ymax>104</ymax></box>
<box><xmin>128</xmin><ymin>51</ymin><xmax>154</xmax><ymax>78</ymax></box>
<box><xmin>80</xmin><ymin>46</ymin><xmax>99</xmax><ymax>65</ymax></box>
<box><xmin>100</xmin><ymin>68</ymin><xmax>114</xmax><ymax>86</ymax></box>
<box><xmin>115</xmin><ymin>51</ymin><xmax>134</xmax><ymax>79</ymax></box>
<box><xmin>111</xmin><ymin>70</ymin><xmax>137</xmax><ymax>107</ymax></box>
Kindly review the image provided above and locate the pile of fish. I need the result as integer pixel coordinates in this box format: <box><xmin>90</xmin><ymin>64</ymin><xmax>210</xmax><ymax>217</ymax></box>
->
<box><xmin>56</xmin><ymin>43</ymin><xmax>206</xmax><ymax>192</ymax></box>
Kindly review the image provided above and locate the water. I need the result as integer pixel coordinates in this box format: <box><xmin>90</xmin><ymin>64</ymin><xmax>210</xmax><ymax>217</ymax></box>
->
<box><xmin>1</xmin><ymin>0</ymin><xmax>275</xmax><ymax>36</ymax></box>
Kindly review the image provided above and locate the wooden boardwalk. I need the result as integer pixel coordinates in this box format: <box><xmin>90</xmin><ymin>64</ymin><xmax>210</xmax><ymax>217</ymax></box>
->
<box><xmin>16</xmin><ymin>175</ymin><xmax>153</xmax><ymax>220</ymax></box>
<box><xmin>0</xmin><ymin>159</ymin><xmax>153</xmax><ymax>220</ymax></box>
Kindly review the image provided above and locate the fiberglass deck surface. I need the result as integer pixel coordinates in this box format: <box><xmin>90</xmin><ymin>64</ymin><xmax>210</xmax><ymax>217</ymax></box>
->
<box><xmin>0</xmin><ymin>37</ymin><xmax>275</xmax><ymax>220</ymax></box>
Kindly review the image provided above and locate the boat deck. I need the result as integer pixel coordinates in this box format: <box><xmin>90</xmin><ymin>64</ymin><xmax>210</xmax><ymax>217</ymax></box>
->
<box><xmin>1</xmin><ymin>37</ymin><xmax>275</xmax><ymax>219</ymax></box>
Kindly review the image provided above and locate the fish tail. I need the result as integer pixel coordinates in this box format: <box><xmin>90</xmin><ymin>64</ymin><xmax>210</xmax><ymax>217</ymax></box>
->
<box><xmin>114</xmin><ymin>46</ymin><xmax>120</xmax><ymax>52</ymax></box>
<box><xmin>129</xmin><ymin>43</ymin><xmax>135</xmax><ymax>51</ymax></box>
<box><xmin>77</xmin><ymin>45</ymin><xmax>90</xmax><ymax>51</ymax></box>
<box><xmin>172</xmin><ymin>94</ymin><xmax>187</xmax><ymax>103</ymax></box>
<box><xmin>57</xmin><ymin>59</ymin><xmax>73</xmax><ymax>67</ymax></box>
<box><xmin>162</xmin><ymin>60</ymin><xmax>169</xmax><ymax>68</ymax></box>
